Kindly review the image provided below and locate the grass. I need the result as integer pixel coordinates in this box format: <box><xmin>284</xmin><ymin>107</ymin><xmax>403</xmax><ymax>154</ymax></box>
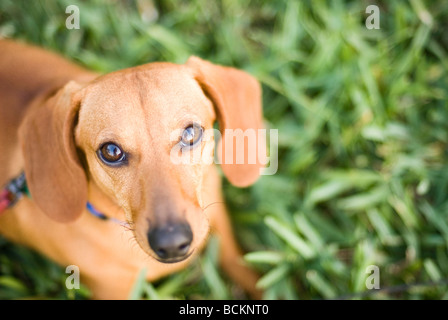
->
<box><xmin>0</xmin><ymin>0</ymin><xmax>447</xmax><ymax>300</ymax></box>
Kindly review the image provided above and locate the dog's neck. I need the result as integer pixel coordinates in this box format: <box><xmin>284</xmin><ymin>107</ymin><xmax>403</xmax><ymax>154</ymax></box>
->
<box><xmin>0</xmin><ymin>171</ymin><xmax>128</xmax><ymax>226</ymax></box>
<box><xmin>86</xmin><ymin>178</ymin><xmax>129</xmax><ymax>224</ymax></box>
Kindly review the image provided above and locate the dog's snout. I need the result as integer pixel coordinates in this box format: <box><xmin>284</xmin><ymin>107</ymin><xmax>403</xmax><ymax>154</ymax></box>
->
<box><xmin>147</xmin><ymin>223</ymin><xmax>193</xmax><ymax>262</ymax></box>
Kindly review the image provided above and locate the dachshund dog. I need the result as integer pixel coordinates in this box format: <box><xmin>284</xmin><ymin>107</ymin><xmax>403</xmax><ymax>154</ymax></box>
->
<box><xmin>0</xmin><ymin>39</ymin><xmax>265</xmax><ymax>299</ymax></box>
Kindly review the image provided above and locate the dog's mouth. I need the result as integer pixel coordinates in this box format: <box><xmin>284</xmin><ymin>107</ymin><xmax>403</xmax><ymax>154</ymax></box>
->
<box><xmin>151</xmin><ymin>248</ymin><xmax>195</xmax><ymax>264</ymax></box>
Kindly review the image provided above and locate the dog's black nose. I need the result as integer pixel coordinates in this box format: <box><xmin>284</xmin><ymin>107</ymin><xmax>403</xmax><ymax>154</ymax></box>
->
<box><xmin>147</xmin><ymin>223</ymin><xmax>193</xmax><ymax>262</ymax></box>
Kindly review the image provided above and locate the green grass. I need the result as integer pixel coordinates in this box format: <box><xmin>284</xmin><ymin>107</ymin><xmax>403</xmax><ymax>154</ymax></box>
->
<box><xmin>1</xmin><ymin>0</ymin><xmax>448</xmax><ymax>299</ymax></box>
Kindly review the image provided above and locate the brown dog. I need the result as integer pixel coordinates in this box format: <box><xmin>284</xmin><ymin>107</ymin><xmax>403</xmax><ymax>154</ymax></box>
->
<box><xmin>0</xmin><ymin>39</ymin><xmax>265</xmax><ymax>299</ymax></box>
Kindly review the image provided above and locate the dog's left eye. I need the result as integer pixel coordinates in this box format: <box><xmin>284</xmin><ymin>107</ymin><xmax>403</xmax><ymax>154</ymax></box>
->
<box><xmin>180</xmin><ymin>124</ymin><xmax>203</xmax><ymax>147</ymax></box>
<box><xmin>98</xmin><ymin>142</ymin><xmax>127</xmax><ymax>166</ymax></box>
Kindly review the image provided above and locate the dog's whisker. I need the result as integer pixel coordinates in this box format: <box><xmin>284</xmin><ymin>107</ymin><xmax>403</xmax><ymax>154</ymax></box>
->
<box><xmin>122</xmin><ymin>225</ymin><xmax>135</xmax><ymax>232</ymax></box>
<box><xmin>201</xmin><ymin>201</ymin><xmax>226</xmax><ymax>212</ymax></box>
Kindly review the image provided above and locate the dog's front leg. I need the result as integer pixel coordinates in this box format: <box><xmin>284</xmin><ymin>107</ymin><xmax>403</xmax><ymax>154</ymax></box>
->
<box><xmin>209</xmin><ymin>204</ymin><xmax>263</xmax><ymax>300</ymax></box>
<box><xmin>203</xmin><ymin>168</ymin><xmax>263</xmax><ymax>299</ymax></box>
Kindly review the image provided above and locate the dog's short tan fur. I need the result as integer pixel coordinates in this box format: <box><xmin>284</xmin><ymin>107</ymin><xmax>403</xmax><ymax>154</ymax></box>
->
<box><xmin>0</xmin><ymin>40</ymin><xmax>265</xmax><ymax>299</ymax></box>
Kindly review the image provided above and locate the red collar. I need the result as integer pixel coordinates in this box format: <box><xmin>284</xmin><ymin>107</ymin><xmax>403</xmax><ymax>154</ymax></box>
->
<box><xmin>0</xmin><ymin>172</ymin><xmax>27</xmax><ymax>215</ymax></box>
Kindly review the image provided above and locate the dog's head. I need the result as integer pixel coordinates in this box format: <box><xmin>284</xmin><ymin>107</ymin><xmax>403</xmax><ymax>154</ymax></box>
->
<box><xmin>19</xmin><ymin>57</ymin><xmax>265</xmax><ymax>263</ymax></box>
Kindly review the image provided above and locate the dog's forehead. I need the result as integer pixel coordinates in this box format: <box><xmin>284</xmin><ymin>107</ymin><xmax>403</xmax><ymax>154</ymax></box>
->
<box><xmin>81</xmin><ymin>63</ymin><xmax>213</xmax><ymax>120</ymax></box>
<box><xmin>76</xmin><ymin>63</ymin><xmax>215</xmax><ymax>149</ymax></box>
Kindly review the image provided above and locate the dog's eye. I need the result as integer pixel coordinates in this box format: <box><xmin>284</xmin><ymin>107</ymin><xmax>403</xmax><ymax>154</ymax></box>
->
<box><xmin>98</xmin><ymin>143</ymin><xmax>126</xmax><ymax>165</ymax></box>
<box><xmin>180</xmin><ymin>124</ymin><xmax>203</xmax><ymax>147</ymax></box>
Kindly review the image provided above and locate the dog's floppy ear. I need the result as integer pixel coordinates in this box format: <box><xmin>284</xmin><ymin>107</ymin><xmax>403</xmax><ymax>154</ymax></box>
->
<box><xmin>187</xmin><ymin>56</ymin><xmax>266</xmax><ymax>187</ymax></box>
<box><xmin>19</xmin><ymin>81</ymin><xmax>87</xmax><ymax>223</ymax></box>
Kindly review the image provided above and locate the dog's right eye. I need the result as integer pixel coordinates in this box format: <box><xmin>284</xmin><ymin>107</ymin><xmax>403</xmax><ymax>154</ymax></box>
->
<box><xmin>98</xmin><ymin>143</ymin><xmax>127</xmax><ymax>166</ymax></box>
